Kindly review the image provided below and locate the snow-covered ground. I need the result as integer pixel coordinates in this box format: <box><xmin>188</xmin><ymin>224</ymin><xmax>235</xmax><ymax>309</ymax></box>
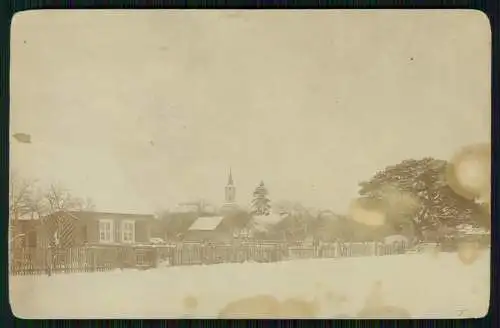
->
<box><xmin>10</xmin><ymin>250</ymin><xmax>490</xmax><ymax>319</ymax></box>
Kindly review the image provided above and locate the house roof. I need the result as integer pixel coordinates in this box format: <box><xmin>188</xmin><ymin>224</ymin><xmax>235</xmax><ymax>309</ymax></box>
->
<box><xmin>188</xmin><ymin>216</ymin><xmax>224</xmax><ymax>231</ymax></box>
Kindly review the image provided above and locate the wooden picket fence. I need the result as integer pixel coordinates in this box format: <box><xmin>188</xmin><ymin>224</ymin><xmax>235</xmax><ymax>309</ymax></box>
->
<box><xmin>10</xmin><ymin>246</ymin><xmax>133</xmax><ymax>276</ymax></box>
<box><xmin>10</xmin><ymin>241</ymin><xmax>410</xmax><ymax>276</ymax></box>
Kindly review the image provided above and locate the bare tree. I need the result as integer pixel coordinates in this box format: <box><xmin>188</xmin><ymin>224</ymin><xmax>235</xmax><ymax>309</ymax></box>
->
<box><xmin>44</xmin><ymin>184</ymin><xmax>86</xmax><ymax>214</ymax></box>
<box><xmin>9</xmin><ymin>172</ymin><xmax>41</xmax><ymax>249</ymax></box>
<box><xmin>9</xmin><ymin>176</ymin><xmax>94</xmax><ymax>244</ymax></box>
<box><xmin>9</xmin><ymin>172</ymin><xmax>36</xmax><ymax>220</ymax></box>
<box><xmin>9</xmin><ymin>172</ymin><xmax>95</xmax><ymax>275</ymax></box>
<box><xmin>8</xmin><ymin>173</ymin><xmax>43</xmax><ymax>272</ymax></box>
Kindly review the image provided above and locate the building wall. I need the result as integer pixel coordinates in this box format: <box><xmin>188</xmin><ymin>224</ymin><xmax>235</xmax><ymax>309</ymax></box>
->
<box><xmin>30</xmin><ymin>212</ymin><xmax>155</xmax><ymax>247</ymax></box>
<box><xmin>86</xmin><ymin>219</ymin><xmax>100</xmax><ymax>244</ymax></box>
<box><xmin>90</xmin><ymin>214</ymin><xmax>152</xmax><ymax>245</ymax></box>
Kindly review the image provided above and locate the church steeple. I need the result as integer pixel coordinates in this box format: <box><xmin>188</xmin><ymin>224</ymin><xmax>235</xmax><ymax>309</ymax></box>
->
<box><xmin>225</xmin><ymin>168</ymin><xmax>236</xmax><ymax>204</ymax></box>
<box><xmin>228</xmin><ymin>168</ymin><xmax>234</xmax><ymax>185</ymax></box>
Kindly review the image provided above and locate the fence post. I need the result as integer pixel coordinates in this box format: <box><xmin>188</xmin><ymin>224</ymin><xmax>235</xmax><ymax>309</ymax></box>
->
<box><xmin>45</xmin><ymin>246</ymin><xmax>52</xmax><ymax>276</ymax></box>
<box><xmin>92</xmin><ymin>248</ymin><xmax>96</xmax><ymax>272</ymax></box>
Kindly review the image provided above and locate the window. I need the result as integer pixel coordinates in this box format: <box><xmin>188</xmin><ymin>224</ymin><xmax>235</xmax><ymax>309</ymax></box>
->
<box><xmin>121</xmin><ymin>220</ymin><xmax>135</xmax><ymax>243</ymax></box>
<box><xmin>99</xmin><ymin>219</ymin><xmax>114</xmax><ymax>243</ymax></box>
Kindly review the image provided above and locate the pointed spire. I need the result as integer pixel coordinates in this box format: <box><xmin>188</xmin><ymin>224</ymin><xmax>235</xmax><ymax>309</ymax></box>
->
<box><xmin>228</xmin><ymin>168</ymin><xmax>234</xmax><ymax>185</ymax></box>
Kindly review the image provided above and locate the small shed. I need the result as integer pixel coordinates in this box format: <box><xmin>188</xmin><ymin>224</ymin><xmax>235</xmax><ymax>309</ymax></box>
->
<box><xmin>184</xmin><ymin>216</ymin><xmax>232</xmax><ymax>243</ymax></box>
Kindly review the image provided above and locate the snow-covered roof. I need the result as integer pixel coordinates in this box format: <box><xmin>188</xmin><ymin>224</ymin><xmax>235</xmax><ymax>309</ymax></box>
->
<box><xmin>188</xmin><ymin>216</ymin><xmax>224</xmax><ymax>231</ymax></box>
<box><xmin>16</xmin><ymin>212</ymin><xmax>41</xmax><ymax>220</ymax></box>
<box><xmin>150</xmin><ymin>237</ymin><xmax>166</xmax><ymax>244</ymax></box>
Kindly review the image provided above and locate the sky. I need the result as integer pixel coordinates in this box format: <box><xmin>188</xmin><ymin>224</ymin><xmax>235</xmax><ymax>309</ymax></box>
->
<box><xmin>10</xmin><ymin>10</ymin><xmax>491</xmax><ymax>214</ymax></box>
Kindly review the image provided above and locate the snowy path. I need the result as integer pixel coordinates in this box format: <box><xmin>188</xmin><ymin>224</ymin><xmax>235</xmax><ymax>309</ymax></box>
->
<box><xmin>10</xmin><ymin>250</ymin><xmax>490</xmax><ymax>319</ymax></box>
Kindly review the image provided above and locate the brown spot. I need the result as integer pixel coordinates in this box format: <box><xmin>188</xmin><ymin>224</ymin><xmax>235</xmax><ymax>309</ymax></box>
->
<box><xmin>457</xmin><ymin>241</ymin><xmax>481</xmax><ymax>265</ymax></box>
<box><xmin>218</xmin><ymin>294</ymin><xmax>281</xmax><ymax>318</ymax></box>
<box><xmin>218</xmin><ymin>295</ymin><xmax>319</xmax><ymax>318</ymax></box>
<box><xmin>183</xmin><ymin>295</ymin><xmax>198</xmax><ymax>311</ymax></box>
<box><xmin>364</xmin><ymin>281</ymin><xmax>384</xmax><ymax>307</ymax></box>
<box><xmin>278</xmin><ymin>297</ymin><xmax>319</xmax><ymax>318</ymax></box>
<box><xmin>447</xmin><ymin>143</ymin><xmax>491</xmax><ymax>201</ymax></box>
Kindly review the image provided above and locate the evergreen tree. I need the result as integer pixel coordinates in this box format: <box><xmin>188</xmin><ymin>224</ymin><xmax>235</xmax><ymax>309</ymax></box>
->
<box><xmin>251</xmin><ymin>181</ymin><xmax>271</xmax><ymax>216</ymax></box>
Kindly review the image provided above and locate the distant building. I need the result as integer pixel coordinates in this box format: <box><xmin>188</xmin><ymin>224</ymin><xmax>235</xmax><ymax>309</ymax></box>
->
<box><xmin>183</xmin><ymin>216</ymin><xmax>233</xmax><ymax>242</ymax></box>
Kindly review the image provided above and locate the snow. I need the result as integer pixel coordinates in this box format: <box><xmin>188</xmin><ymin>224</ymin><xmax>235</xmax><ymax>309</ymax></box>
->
<box><xmin>188</xmin><ymin>216</ymin><xmax>224</xmax><ymax>231</ymax></box>
<box><xmin>149</xmin><ymin>238</ymin><xmax>165</xmax><ymax>244</ymax></box>
<box><xmin>17</xmin><ymin>213</ymin><xmax>41</xmax><ymax>220</ymax></box>
<box><xmin>10</xmin><ymin>250</ymin><xmax>490</xmax><ymax>319</ymax></box>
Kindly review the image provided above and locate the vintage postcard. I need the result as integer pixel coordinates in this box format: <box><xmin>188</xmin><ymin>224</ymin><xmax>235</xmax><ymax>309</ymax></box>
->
<box><xmin>9</xmin><ymin>9</ymin><xmax>491</xmax><ymax>319</ymax></box>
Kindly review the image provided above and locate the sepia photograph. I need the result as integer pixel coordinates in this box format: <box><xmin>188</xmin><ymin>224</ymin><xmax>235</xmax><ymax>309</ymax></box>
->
<box><xmin>9</xmin><ymin>9</ymin><xmax>491</xmax><ymax>319</ymax></box>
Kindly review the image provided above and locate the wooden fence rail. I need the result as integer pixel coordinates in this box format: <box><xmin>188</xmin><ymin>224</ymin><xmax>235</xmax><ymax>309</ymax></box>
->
<box><xmin>10</xmin><ymin>241</ymin><xmax>410</xmax><ymax>276</ymax></box>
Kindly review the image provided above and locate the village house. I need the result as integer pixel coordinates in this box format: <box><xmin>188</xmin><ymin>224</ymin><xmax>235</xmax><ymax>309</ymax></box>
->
<box><xmin>183</xmin><ymin>216</ymin><xmax>233</xmax><ymax>243</ymax></box>
<box><xmin>36</xmin><ymin>210</ymin><xmax>157</xmax><ymax>248</ymax></box>
<box><xmin>160</xmin><ymin>169</ymin><xmax>242</xmax><ymax>243</ymax></box>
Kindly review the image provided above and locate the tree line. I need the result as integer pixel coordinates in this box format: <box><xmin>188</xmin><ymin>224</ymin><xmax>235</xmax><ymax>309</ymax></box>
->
<box><xmin>11</xmin><ymin>143</ymin><xmax>490</xmax><ymax>246</ymax></box>
<box><xmin>160</xmin><ymin>144</ymin><xmax>490</xmax><ymax>244</ymax></box>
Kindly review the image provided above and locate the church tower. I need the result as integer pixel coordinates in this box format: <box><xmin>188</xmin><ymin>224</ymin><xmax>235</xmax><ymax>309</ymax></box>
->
<box><xmin>221</xmin><ymin>168</ymin><xmax>237</xmax><ymax>214</ymax></box>
<box><xmin>225</xmin><ymin>168</ymin><xmax>236</xmax><ymax>204</ymax></box>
